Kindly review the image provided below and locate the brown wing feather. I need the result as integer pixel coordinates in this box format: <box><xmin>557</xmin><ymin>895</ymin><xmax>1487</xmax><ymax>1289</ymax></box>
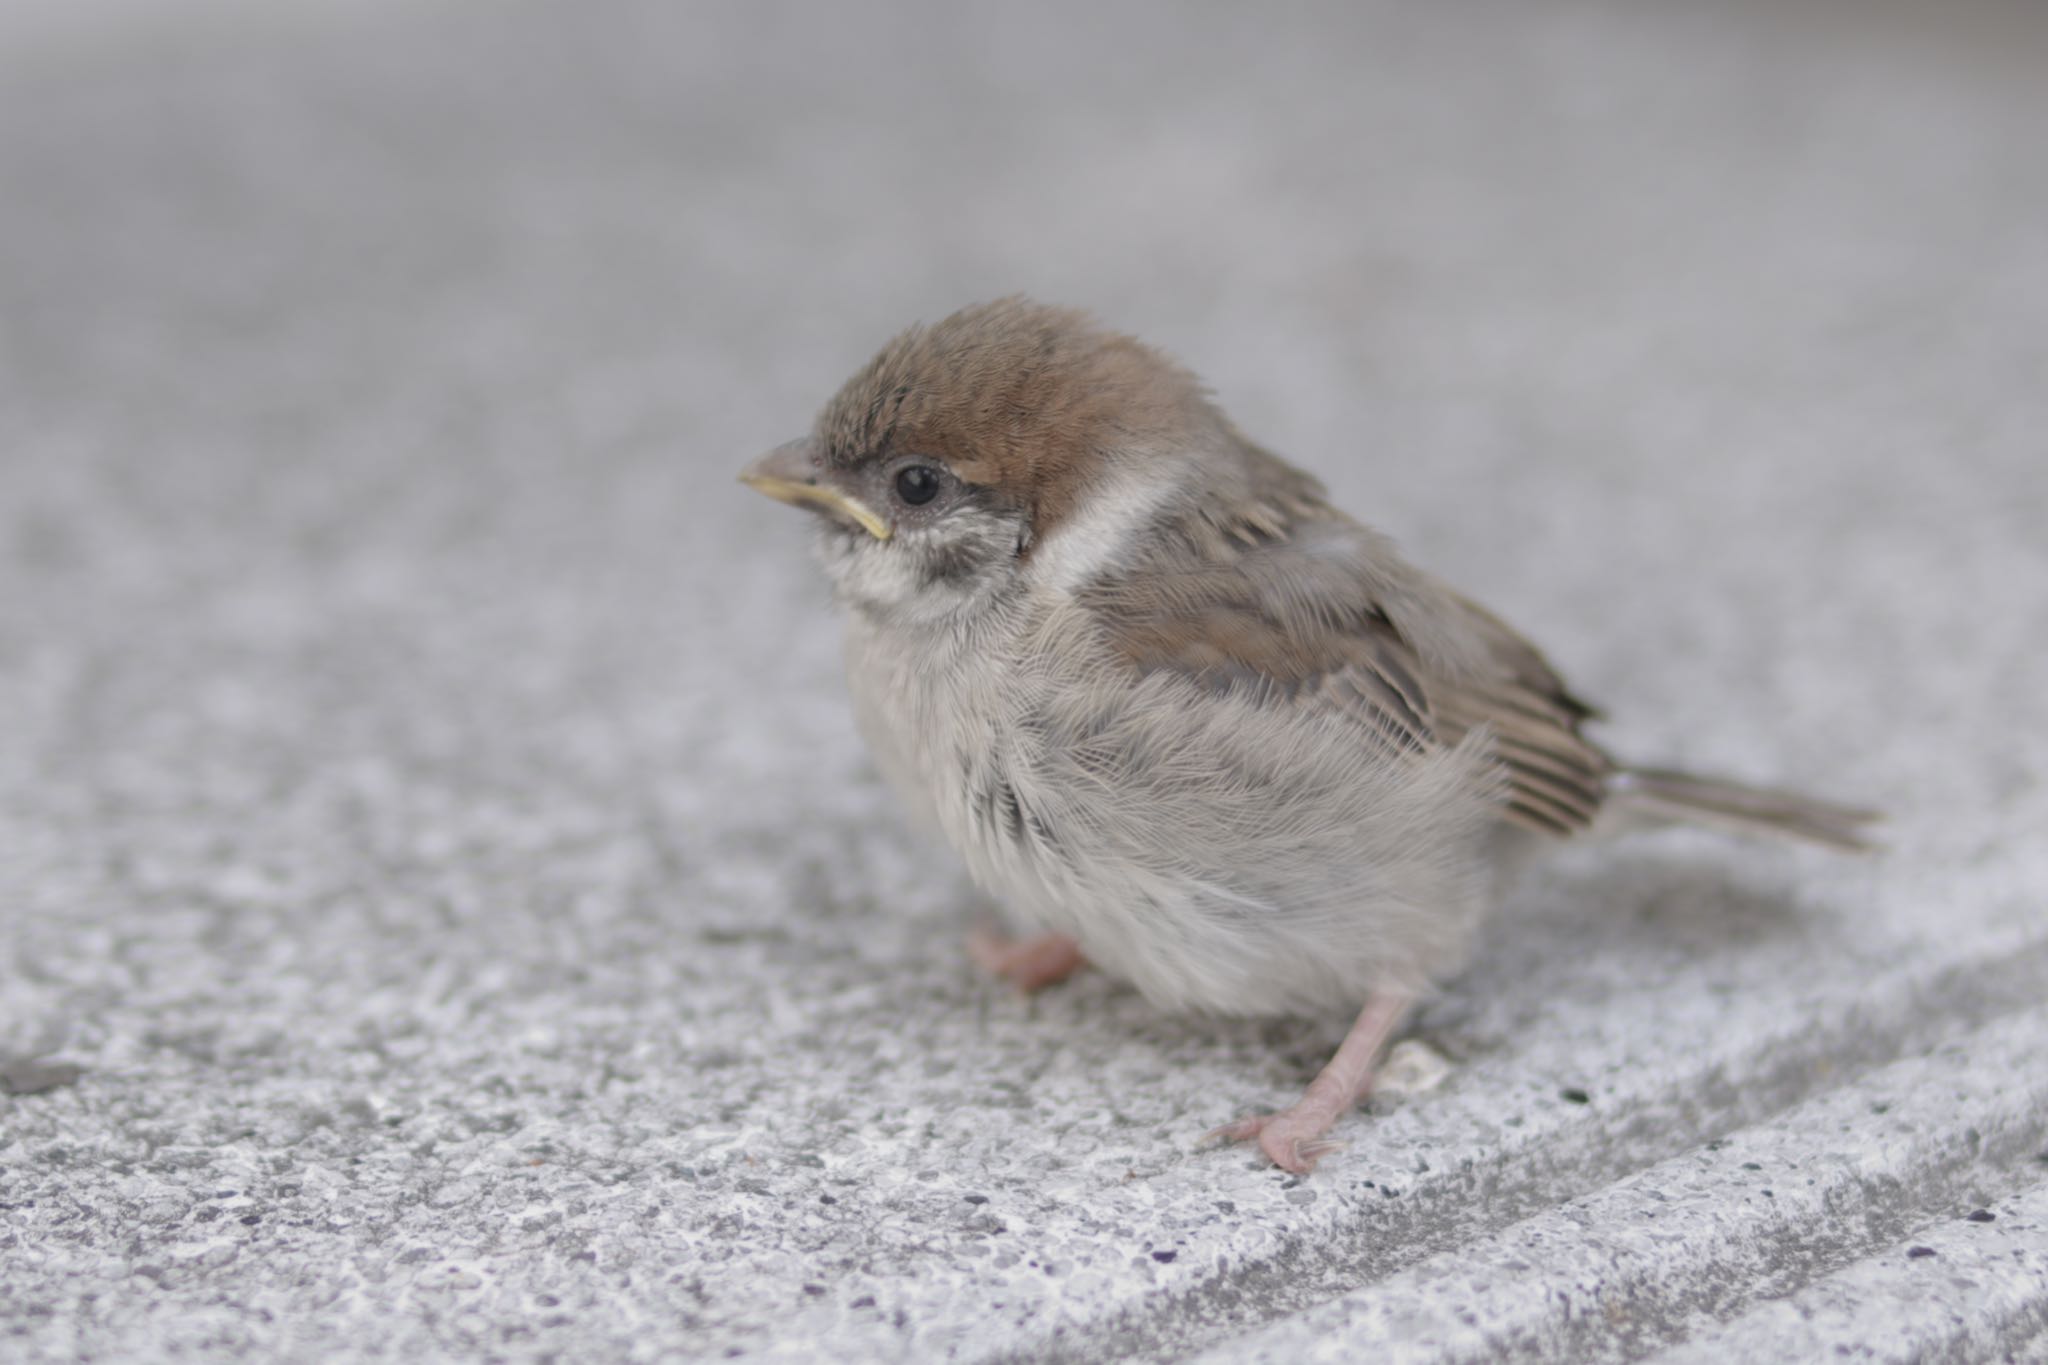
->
<box><xmin>1079</xmin><ymin>456</ymin><xmax>1611</xmax><ymax>837</ymax></box>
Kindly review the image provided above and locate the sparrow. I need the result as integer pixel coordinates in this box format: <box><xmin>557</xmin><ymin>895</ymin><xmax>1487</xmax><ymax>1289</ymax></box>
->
<box><xmin>741</xmin><ymin>297</ymin><xmax>1877</xmax><ymax>1174</ymax></box>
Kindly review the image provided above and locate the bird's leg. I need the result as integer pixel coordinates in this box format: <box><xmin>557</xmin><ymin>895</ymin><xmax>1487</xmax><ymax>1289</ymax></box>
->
<box><xmin>1210</xmin><ymin>991</ymin><xmax>1415</xmax><ymax>1174</ymax></box>
<box><xmin>966</xmin><ymin>927</ymin><xmax>1087</xmax><ymax>993</ymax></box>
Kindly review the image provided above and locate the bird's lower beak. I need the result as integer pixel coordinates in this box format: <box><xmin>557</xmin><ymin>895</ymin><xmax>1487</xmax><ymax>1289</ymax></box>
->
<box><xmin>738</xmin><ymin>440</ymin><xmax>892</xmax><ymax>541</ymax></box>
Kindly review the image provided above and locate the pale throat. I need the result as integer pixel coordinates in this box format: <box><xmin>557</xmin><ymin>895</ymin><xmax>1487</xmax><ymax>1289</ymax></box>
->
<box><xmin>824</xmin><ymin>514</ymin><xmax>1018</xmax><ymax>627</ymax></box>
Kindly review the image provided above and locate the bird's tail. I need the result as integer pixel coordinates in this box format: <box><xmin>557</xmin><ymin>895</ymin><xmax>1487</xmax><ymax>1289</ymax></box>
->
<box><xmin>1607</xmin><ymin>767</ymin><xmax>1882</xmax><ymax>852</ymax></box>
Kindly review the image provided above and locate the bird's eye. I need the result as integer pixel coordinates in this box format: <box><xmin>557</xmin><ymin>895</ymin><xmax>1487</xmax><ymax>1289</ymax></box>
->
<box><xmin>893</xmin><ymin>464</ymin><xmax>942</xmax><ymax>506</ymax></box>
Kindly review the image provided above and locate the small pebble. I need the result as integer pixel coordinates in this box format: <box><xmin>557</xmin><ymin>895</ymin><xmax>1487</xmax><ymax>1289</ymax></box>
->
<box><xmin>0</xmin><ymin>1058</ymin><xmax>83</xmax><ymax>1096</ymax></box>
<box><xmin>1376</xmin><ymin>1039</ymin><xmax>1452</xmax><ymax>1097</ymax></box>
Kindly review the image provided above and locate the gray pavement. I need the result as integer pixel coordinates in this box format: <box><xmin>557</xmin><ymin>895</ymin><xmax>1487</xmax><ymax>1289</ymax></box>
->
<box><xmin>2</xmin><ymin>1</ymin><xmax>2046</xmax><ymax>1360</ymax></box>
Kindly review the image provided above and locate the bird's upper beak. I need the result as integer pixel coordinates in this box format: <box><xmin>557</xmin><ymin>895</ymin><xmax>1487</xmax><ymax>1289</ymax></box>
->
<box><xmin>738</xmin><ymin>439</ymin><xmax>892</xmax><ymax>541</ymax></box>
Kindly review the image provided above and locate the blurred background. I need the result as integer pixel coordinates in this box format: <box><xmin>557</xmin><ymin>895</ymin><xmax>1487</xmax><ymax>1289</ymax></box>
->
<box><xmin>7</xmin><ymin>0</ymin><xmax>2044</xmax><ymax>849</ymax></box>
<box><xmin>4</xmin><ymin>2</ymin><xmax>2047</xmax><ymax>1360</ymax></box>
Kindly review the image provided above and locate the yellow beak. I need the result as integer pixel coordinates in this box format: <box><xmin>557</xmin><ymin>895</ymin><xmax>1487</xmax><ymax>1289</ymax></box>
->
<box><xmin>738</xmin><ymin>440</ymin><xmax>892</xmax><ymax>541</ymax></box>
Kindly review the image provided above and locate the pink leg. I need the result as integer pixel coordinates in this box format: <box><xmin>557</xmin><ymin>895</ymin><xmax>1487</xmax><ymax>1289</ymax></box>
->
<box><xmin>966</xmin><ymin>927</ymin><xmax>1087</xmax><ymax>993</ymax></box>
<box><xmin>1210</xmin><ymin>992</ymin><xmax>1414</xmax><ymax>1174</ymax></box>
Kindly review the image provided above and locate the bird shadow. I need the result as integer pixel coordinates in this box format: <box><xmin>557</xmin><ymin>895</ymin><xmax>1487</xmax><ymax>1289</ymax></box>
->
<box><xmin>1413</xmin><ymin>840</ymin><xmax>1826</xmax><ymax>1046</ymax></box>
<box><xmin>1042</xmin><ymin>841</ymin><xmax>1829</xmax><ymax>1087</ymax></box>
<box><xmin>722</xmin><ymin>795</ymin><xmax>1836</xmax><ymax>1095</ymax></box>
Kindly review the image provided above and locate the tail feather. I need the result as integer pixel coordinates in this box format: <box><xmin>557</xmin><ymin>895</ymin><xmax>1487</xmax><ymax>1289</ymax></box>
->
<box><xmin>1609</xmin><ymin>767</ymin><xmax>1882</xmax><ymax>852</ymax></box>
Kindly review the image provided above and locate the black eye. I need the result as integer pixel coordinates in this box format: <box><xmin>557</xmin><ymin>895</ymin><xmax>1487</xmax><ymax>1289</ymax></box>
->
<box><xmin>893</xmin><ymin>464</ymin><xmax>942</xmax><ymax>506</ymax></box>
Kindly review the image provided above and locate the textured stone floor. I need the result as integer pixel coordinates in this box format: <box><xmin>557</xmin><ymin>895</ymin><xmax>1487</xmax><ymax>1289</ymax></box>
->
<box><xmin>3</xmin><ymin>1</ymin><xmax>2045</xmax><ymax>1361</ymax></box>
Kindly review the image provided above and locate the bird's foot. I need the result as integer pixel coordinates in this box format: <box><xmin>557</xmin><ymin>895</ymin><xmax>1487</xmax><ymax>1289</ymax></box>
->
<box><xmin>1206</xmin><ymin>991</ymin><xmax>1415</xmax><ymax>1175</ymax></box>
<box><xmin>1207</xmin><ymin>1110</ymin><xmax>1349</xmax><ymax>1174</ymax></box>
<box><xmin>966</xmin><ymin>928</ymin><xmax>1086</xmax><ymax>993</ymax></box>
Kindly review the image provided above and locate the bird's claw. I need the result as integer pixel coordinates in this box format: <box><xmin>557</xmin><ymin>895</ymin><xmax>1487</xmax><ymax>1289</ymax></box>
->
<box><xmin>1207</xmin><ymin>1111</ymin><xmax>1348</xmax><ymax>1174</ymax></box>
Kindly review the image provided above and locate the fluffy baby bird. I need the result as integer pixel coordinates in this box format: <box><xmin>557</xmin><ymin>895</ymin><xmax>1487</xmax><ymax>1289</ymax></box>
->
<box><xmin>741</xmin><ymin>298</ymin><xmax>1874</xmax><ymax>1173</ymax></box>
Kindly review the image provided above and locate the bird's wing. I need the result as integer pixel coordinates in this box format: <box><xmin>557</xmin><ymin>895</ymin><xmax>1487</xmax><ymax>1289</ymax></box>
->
<box><xmin>1076</xmin><ymin>451</ymin><xmax>1611</xmax><ymax>836</ymax></box>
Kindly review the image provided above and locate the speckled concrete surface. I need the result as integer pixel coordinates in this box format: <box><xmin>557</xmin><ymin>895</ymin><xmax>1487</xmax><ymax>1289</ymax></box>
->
<box><xmin>2</xmin><ymin>2</ymin><xmax>2045</xmax><ymax>1362</ymax></box>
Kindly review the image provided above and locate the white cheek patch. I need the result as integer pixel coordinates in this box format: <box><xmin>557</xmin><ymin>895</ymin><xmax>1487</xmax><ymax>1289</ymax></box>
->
<box><xmin>1027</xmin><ymin>457</ymin><xmax>1182</xmax><ymax>594</ymax></box>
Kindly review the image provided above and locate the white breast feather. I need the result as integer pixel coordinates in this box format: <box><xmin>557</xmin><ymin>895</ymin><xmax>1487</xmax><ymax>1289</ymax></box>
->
<box><xmin>842</xmin><ymin>593</ymin><xmax>1503</xmax><ymax>1017</ymax></box>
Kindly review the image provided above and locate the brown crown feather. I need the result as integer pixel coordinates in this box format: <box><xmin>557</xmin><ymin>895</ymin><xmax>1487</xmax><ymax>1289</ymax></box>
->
<box><xmin>814</xmin><ymin>297</ymin><xmax>1229</xmax><ymax>536</ymax></box>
